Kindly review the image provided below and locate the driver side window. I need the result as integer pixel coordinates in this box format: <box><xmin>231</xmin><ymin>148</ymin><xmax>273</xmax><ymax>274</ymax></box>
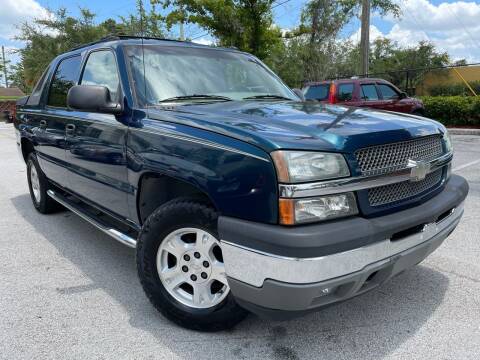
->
<box><xmin>81</xmin><ymin>50</ymin><xmax>120</xmax><ymax>100</ymax></box>
<box><xmin>378</xmin><ymin>84</ymin><xmax>399</xmax><ymax>100</ymax></box>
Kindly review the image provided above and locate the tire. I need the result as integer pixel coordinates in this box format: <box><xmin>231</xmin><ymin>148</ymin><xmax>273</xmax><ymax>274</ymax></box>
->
<box><xmin>136</xmin><ymin>197</ymin><xmax>248</xmax><ymax>331</ymax></box>
<box><xmin>26</xmin><ymin>153</ymin><xmax>61</xmax><ymax>214</ymax></box>
<box><xmin>412</xmin><ymin>109</ymin><xmax>425</xmax><ymax>116</ymax></box>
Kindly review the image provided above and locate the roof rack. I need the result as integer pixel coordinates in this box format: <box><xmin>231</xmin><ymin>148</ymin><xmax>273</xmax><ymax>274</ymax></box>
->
<box><xmin>69</xmin><ymin>35</ymin><xmax>190</xmax><ymax>52</ymax></box>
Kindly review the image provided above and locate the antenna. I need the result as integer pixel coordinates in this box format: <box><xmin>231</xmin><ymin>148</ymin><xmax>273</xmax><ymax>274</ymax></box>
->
<box><xmin>139</xmin><ymin>0</ymin><xmax>145</xmax><ymax>37</ymax></box>
<box><xmin>139</xmin><ymin>0</ymin><xmax>147</xmax><ymax>113</ymax></box>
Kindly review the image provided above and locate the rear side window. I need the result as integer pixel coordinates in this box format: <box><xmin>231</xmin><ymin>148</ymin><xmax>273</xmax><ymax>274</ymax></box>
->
<box><xmin>378</xmin><ymin>84</ymin><xmax>399</xmax><ymax>100</ymax></box>
<box><xmin>47</xmin><ymin>56</ymin><xmax>81</xmax><ymax>108</ymax></box>
<box><xmin>360</xmin><ymin>84</ymin><xmax>379</xmax><ymax>101</ymax></box>
<box><xmin>337</xmin><ymin>83</ymin><xmax>354</xmax><ymax>101</ymax></box>
<box><xmin>81</xmin><ymin>51</ymin><xmax>120</xmax><ymax>100</ymax></box>
<box><xmin>27</xmin><ymin>66</ymin><xmax>50</xmax><ymax>106</ymax></box>
<box><xmin>304</xmin><ymin>84</ymin><xmax>329</xmax><ymax>101</ymax></box>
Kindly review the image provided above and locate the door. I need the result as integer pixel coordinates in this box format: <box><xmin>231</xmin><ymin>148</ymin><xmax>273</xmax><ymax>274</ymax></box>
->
<box><xmin>65</xmin><ymin>49</ymin><xmax>130</xmax><ymax>218</ymax></box>
<box><xmin>376</xmin><ymin>83</ymin><xmax>411</xmax><ymax>113</ymax></box>
<box><xmin>357</xmin><ymin>83</ymin><xmax>384</xmax><ymax>110</ymax></box>
<box><xmin>36</xmin><ymin>56</ymin><xmax>82</xmax><ymax>185</ymax></box>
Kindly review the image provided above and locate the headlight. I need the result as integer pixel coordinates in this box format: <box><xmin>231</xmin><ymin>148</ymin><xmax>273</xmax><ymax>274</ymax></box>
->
<box><xmin>279</xmin><ymin>193</ymin><xmax>358</xmax><ymax>225</ymax></box>
<box><xmin>271</xmin><ymin>151</ymin><xmax>350</xmax><ymax>183</ymax></box>
<box><xmin>443</xmin><ymin>130</ymin><xmax>453</xmax><ymax>153</ymax></box>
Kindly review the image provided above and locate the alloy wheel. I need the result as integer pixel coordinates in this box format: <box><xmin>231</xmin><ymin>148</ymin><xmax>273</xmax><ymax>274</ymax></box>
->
<box><xmin>156</xmin><ymin>227</ymin><xmax>229</xmax><ymax>309</ymax></box>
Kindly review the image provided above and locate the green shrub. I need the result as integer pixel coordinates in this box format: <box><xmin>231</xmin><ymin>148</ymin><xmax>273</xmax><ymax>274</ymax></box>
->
<box><xmin>428</xmin><ymin>81</ymin><xmax>480</xmax><ymax>96</ymax></box>
<box><xmin>420</xmin><ymin>96</ymin><xmax>480</xmax><ymax>126</ymax></box>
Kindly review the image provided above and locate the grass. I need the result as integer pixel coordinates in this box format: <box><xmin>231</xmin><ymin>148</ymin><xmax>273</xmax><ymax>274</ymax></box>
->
<box><xmin>0</xmin><ymin>96</ymin><xmax>21</xmax><ymax>101</ymax></box>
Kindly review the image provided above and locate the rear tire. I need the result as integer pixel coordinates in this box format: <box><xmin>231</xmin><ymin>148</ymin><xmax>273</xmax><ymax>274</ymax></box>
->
<box><xmin>27</xmin><ymin>153</ymin><xmax>61</xmax><ymax>214</ymax></box>
<box><xmin>136</xmin><ymin>197</ymin><xmax>248</xmax><ymax>331</ymax></box>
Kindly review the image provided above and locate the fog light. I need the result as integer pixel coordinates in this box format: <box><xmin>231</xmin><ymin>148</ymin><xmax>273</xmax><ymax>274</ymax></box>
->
<box><xmin>279</xmin><ymin>193</ymin><xmax>358</xmax><ymax>225</ymax></box>
<box><xmin>320</xmin><ymin>287</ymin><xmax>333</xmax><ymax>296</ymax></box>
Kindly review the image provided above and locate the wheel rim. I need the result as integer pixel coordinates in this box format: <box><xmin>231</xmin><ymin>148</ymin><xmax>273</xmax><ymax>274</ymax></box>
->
<box><xmin>156</xmin><ymin>227</ymin><xmax>229</xmax><ymax>309</ymax></box>
<box><xmin>30</xmin><ymin>164</ymin><xmax>41</xmax><ymax>204</ymax></box>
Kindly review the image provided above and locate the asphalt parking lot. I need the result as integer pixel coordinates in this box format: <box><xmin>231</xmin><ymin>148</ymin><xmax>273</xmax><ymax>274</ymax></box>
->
<box><xmin>0</xmin><ymin>123</ymin><xmax>479</xmax><ymax>360</ymax></box>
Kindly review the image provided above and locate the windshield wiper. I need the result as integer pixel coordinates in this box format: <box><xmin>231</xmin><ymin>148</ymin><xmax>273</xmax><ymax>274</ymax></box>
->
<box><xmin>243</xmin><ymin>94</ymin><xmax>293</xmax><ymax>101</ymax></box>
<box><xmin>158</xmin><ymin>94</ymin><xmax>233</xmax><ymax>103</ymax></box>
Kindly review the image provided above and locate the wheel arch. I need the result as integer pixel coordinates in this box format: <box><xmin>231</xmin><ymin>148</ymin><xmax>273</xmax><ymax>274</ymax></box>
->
<box><xmin>20</xmin><ymin>137</ymin><xmax>35</xmax><ymax>162</ymax></box>
<box><xmin>136</xmin><ymin>172</ymin><xmax>218</xmax><ymax>225</ymax></box>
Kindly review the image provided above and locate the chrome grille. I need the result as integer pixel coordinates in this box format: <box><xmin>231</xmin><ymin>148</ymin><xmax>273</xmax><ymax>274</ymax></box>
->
<box><xmin>355</xmin><ymin>135</ymin><xmax>443</xmax><ymax>175</ymax></box>
<box><xmin>368</xmin><ymin>168</ymin><xmax>443</xmax><ymax>206</ymax></box>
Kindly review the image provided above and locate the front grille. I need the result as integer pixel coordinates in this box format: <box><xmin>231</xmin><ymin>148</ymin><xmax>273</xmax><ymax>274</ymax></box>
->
<box><xmin>368</xmin><ymin>168</ymin><xmax>443</xmax><ymax>206</ymax></box>
<box><xmin>355</xmin><ymin>135</ymin><xmax>443</xmax><ymax>175</ymax></box>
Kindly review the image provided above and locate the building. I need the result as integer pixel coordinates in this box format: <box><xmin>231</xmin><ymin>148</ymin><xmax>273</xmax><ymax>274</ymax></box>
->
<box><xmin>416</xmin><ymin>64</ymin><xmax>480</xmax><ymax>96</ymax></box>
<box><xmin>0</xmin><ymin>87</ymin><xmax>25</xmax><ymax>98</ymax></box>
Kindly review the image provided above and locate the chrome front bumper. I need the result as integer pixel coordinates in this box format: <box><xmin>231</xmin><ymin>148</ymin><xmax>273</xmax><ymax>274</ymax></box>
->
<box><xmin>221</xmin><ymin>202</ymin><xmax>464</xmax><ymax>288</ymax></box>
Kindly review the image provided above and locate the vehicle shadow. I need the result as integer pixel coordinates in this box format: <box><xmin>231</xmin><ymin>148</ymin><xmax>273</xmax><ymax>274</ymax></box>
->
<box><xmin>11</xmin><ymin>193</ymin><xmax>449</xmax><ymax>360</ymax></box>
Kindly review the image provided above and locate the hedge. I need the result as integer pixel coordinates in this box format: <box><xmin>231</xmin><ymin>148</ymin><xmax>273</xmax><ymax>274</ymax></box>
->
<box><xmin>420</xmin><ymin>96</ymin><xmax>480</xmax><ymax>127</ymax></box>
<box><xmin>428</xmin><ymin>81</ymin><xmax>480</xmax><ymax>97</ymax></box>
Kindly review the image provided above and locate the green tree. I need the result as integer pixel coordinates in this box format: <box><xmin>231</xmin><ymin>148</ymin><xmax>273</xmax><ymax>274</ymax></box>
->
<box><xmin>14</xmin><ymin>8</ymin><xmax>114</xmax><ymax>91</ymax></box>
<box><xmin>369</xmin><ymin>39</ymin><xmax>450</xmax><ymax>92</ymax></box>
<box><xmin>302</xmin><ymin>0</ymin><xmax>399</xmax><ymax>80</ymax></box>
<box><xmin>118</xmin><ymin>0</ymin><xmax>165</xmax><ymax>37</ymax></box>
<box><xmin>269</xmin><ymin>0</ymin><xmax>400</xmax><ymax>86</ymax></box>
<box><xmin>7</xmin><ymin>61</ymin><xmax>28</xmax><ymax>92</ymax></box>
<box><xmin>12</xmin><ymin>3</ymin><xmax>166</xmax><ymax>93</ymax></box>
<box><xmin>154</xmin><ymin>0</ymin><xmax>281</xmax><ymax>59</ymax></box>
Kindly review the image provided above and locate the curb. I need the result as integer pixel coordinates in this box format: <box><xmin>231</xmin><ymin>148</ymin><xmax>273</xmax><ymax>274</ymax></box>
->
<box><xmin>448</xmin><ymin>128</ymin><xmax>480</xmax><ymax>136</ymax></box>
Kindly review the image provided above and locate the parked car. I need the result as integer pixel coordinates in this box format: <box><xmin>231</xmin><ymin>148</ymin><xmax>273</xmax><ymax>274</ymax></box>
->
<box><xmin>15</xmin><ymin>36</ymin><xmax>468</xmax><ymax>331</ymax></box>
<box><xmin>303</xmin><ymin>78</ymin><xmax>425</xmax><ymax>115</ymax></box>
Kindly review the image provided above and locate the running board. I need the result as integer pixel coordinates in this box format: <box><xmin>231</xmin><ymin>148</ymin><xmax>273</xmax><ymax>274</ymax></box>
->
<box><xmin>46</xmin><ymin>190</ymin><xmax>137</xmax><ymax>248</ymax></box>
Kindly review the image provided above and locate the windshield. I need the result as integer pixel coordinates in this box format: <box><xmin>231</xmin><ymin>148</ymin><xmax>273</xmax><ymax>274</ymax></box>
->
<box><xmin>304</xmin><ymin>84</ymin><xmax>329</xmax><ymax>101</ymax></box>
<box><xmin>125</xmin><ymin>45</ymin><xmax>297</xmax><ymax>105</ymax></box>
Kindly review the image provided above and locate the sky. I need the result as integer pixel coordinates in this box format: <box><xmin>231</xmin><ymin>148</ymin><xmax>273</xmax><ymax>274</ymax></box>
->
<box><xmin>1</xmin><ymin>0</ymin><xmax>480</xmax><ymax>66</ymax></box>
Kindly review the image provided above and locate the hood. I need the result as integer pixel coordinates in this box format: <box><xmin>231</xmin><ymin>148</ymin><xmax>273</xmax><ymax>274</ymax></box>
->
<box><xmin>146</xmin><ymin>101</ymin><xmax>444</xmax><ymax>153</ymax></box>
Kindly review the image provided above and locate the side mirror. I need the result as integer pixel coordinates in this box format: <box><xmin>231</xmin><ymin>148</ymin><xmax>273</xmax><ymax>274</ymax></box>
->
<box><xmin>67</xmin><ymin>85</ymin><xmax>122</xmax><ymax>114</ymax></box>
<box><xmin>399</xmin><ymin>92</ymin><xmax>408</xmax><ymax>100</ymax></box>
<box><xmin>292</xmin><ymin>88</ymin><xmax>305</xmax><ymax>101</ymax></box>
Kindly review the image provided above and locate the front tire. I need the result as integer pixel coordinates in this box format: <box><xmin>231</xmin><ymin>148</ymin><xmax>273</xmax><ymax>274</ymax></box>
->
<box><xmin>136</xmin><ymin>198</ymin><xmax>248</xmax><ymax>331</ymax></box>
<box><xmin>26</xmin><ymin>153</ymin><xmax>61</xmax><ymax>214</ymax></box>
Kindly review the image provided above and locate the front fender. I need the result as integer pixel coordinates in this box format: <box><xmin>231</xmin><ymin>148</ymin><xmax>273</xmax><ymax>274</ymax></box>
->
<box><xmin>127</xmin><ymin>119</ymin><xmax>278</xmax><ymax>225</ymax></box>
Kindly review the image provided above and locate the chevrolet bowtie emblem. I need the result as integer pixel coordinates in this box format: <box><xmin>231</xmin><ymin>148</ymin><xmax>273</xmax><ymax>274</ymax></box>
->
<box><xmin>407</xmin><ymin>159</ymin><xmax>431</xmax><ymax>182</ymax></box>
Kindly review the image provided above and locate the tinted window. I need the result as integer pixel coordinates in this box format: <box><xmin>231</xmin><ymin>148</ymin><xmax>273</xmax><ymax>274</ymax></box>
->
<box><xmin>81</xmin><ymin>51</ymin><xmax>120</xmax><ymax>100</ymax></box>
<box><xmin>47</xmin><ymin>56</ymin><xmax>81</xmax><ymax>108</ymax></box>
<box><xmin>360</xmin><ymin>84</ymin><xmax>379</xmax><ymax>100</ymax></box>
<box><xmin>27</xmin><ymin>66</ymin><xmax>50</xmax><ymax>106</ymax></box>
<box><xmin>378</xmin><ymin>84</ymin><xmax>399</xmax><ymax>100</ymax></box>
<box><xmin>337</xmin><ymin>83</ymin><xmax>354</xmax><ymax>101</ymax></box>
<box><xmin>304</xmin><ymin>84</ymin><xmax>329</xmax><ymax>101</ymax></box>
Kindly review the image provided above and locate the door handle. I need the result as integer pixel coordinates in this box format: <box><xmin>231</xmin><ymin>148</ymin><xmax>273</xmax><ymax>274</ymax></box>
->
<box><xmin>39</xmin><ymin>120</ymin><xmax>47</xmax><ymax>128</ymax></box>
<box><xmin>66</xmin><ymin>124</ymin><xmax>76</xmax><ymax>135</ymax></box>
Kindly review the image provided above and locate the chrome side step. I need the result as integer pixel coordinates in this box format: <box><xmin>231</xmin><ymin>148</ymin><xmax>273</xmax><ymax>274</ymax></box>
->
<box><xmin>47</xmin><ymin>190</ymin><xmax>137</xmax><ymax>248</ymax></box>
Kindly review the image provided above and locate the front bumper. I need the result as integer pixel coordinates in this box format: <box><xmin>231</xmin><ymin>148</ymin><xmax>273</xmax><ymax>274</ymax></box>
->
<box><xmin>219</xmin><ymin>175</ymin><xmax>468</xmax><ymax>319</ymax></box>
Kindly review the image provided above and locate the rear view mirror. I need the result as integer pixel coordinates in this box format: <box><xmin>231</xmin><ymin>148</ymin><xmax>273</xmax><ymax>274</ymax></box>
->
<box><xmin>399</xmin><ymin>92</ymin><xmax>408</xmax><ymax>99</ymax></box>
<box><xmin>67</xmin><ymin>85</ymin><xmax>122</xmax><ymax>114</ymax></box>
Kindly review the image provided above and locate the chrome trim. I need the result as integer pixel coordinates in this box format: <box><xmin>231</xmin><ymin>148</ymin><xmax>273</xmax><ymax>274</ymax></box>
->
<box><xmin>47</xmin><ymin>190</ymin><xmax>137</xmax><ymax>248</ymax></box>
<box><xmin>279</xmin><ymin>152</ymin><xmax>453</xmax><ymax>198</ymax></box>
<box><xmin>17</xmin><ymin>110</ymin><xmax>126</xmax><ymax>129</ymax></box>
<box><xmin>133</xmin><ymin>127</ymin><xmax>270</xmax><ymax>162</ymax></box>
<box><xmin>221</xmin><ymin>201</ymin><xmax>463</xmax><ymax>287</ymax></box>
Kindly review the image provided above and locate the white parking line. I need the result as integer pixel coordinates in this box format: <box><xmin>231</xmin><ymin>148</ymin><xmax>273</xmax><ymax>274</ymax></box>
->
<box><xmin>453</xmin><ymin>159</ymin><xmax>480</xmax><ymax>172</ymax></box>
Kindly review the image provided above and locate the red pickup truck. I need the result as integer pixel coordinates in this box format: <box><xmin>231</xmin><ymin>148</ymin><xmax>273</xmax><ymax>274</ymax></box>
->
<box><xmin>303</xmin><ymin>78</ymin><xmax>425</xmax><ymax>115</ymax></box>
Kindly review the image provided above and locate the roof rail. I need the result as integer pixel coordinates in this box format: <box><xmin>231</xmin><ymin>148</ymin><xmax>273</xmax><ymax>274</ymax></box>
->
<box><xmin>69</xmin><ymin>35</ymin><xmax>193</xmax><ymax>52</ymax></box>
<box><xmin>69</xmin><ymin>35</ymin><xmax>121</xmax><ymax>51</ymax></box>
